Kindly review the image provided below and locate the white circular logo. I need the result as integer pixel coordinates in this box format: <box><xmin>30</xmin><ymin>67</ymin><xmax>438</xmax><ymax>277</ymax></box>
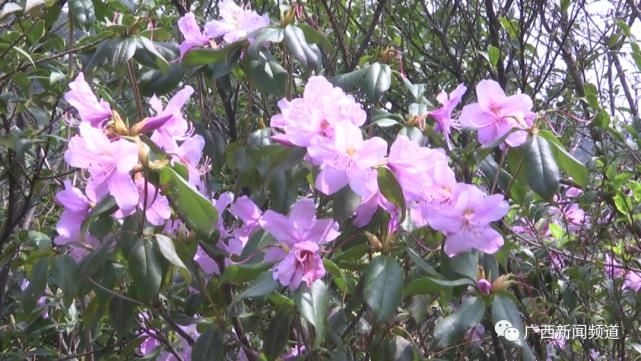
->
<box><xmin>494</xmin><ymin>320</ymin><xmax>520</xmax><ymax>343</ymax></box>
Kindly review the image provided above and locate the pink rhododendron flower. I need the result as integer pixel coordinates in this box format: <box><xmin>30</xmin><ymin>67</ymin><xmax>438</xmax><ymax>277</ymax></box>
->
<box><xmin>54</xmin><ymin>180</ymin><xmax>99</xmax><ymax>259</ymax></box>
<box><xmin>225</xmin><ymin>196</ymin><xmax>263</xmax><ymax>255</ymax></box>
<box><xmin>147</xmin><ymin>85</ymin><xmax>194</xmax><ymax>141</ymax></box>
<box><xmin>204</xmin><ymin>0</ymin><xmax>270</xmax><ymax>44</ymax></box>
<box><xmin>260</xmin><ymin>199</ymin><xmax>339</xmax><ymax>289</ymax></box>
<box><xmin>307</xmin><ymin>122</ymin><xmax>387</xmax><ymax>195</ymax></box>
<box><xmin>272</xmin><ymin>241</ymin><xmax>326</xmax><ymax>289</ymax></box>
<box><xmin>154</xmin><ymin>134</ymin><xmax>206</xmax><ymax>188</ymax></box>
<box><xmin>64</xmin><ymin>73</ymin><xmax>112</xmax><ymax>127</ymax></box>
<box><xmin>409</xmin><ymin>162</ymin><xmax>458</xmax><ymax>228</ymax></box>
<box><xmin>270</xmin><ymin>76</ymin><xmax>366</xmax><ymax>147</ymax></box>
<box><xmin>177</xmin><ymin>12</ymin><xmax>211</xmax><ymax>58</ymax></box>
<box><xmin>133</xmin><ymin>175</ymin><xmax>171</xmax><ymax>226</ymax></box>
<box><xmin>140</xmin><ymin>323</ymin><xmax>199</xmax><ymax>360</ymax></box>
<box><xmin>387</xmin><ymin>135</ymin><xmax>449</xmax><ymax>198</ymax></box>
<box><xmin>623</xmin><ymin>270</ymin><xmax>641</xmax><ymax>292</ymax></box>
<box><xmin>428</xmin><ymin>183</ymin><xmax>509</xmax><ymax>256</ymax></box>
<box><xmin>426</xmin><ymin>83</ymin><xmax>467</xmax><ymax>146</ymax></box>
<box><xmin>459</xmin><ymin>79</ymin><xmax>535</xmax><ymax>147</ymax></box>
<box><xmin>605</xmin><ymin>254</ymin><xmax>625</xmax><ymax>279</ymax></box>
<box><xmin>64</xmin><ymin>122</ymin><xmax>140</xmax><ymax>210</ymax></box>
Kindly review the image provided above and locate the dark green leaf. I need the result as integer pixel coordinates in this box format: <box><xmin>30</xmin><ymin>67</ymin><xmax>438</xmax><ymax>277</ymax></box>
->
<box><xmin>248</xmin><ymin>26</ymin><xmax>285</xmax><ymax>55</ymax></box>
<box><xmin>182</xmin><ymin>42</ymin><xmax>242</xmax><ymax>67</ymax></box>
<box><xmin>69</xmin><ymin>0</ymin><xmax>95</xmax><ymax>29</ymax></box>
<box><xmin>109</xmin><ymin>296</ymin><xmax>135</xmax><ymax>336</ymax></box>
<box><xmin>363</xmin><ymin>62</ymin><xmax>392</xmax><ymax>99</ymax></box>
<box><xmin>80</xmin><ymin>195</ymin><xmax>117</xmax><ymax>241</ymax></box>
<box><xmin>155</xmin><ymin>234</ymin><xmax>187</xmax><ymax>269</ymax></box>
<box><xmin>264</xmin><ymin>309</ymin><xmax>293</xmax><ymax>360</ymax></box>
<box><xmin>128</xmin><ymin>238</ymin><xmax>163</xmax><ymax>302</ymax></box>
<box><xmin>405</xmin><ymin>276</ymin><xmax>474</xmax><ymax>298</ymax></box>
<box><xmin>21</xmin><ymin>257</ymin><xmax>49</xmax><ymax>313</ymax></box>
<box><xmin>192</xmin><ymin>326</ymin><xmax>224</xmax><ymax>361</ymax></box>
<box><xmin>371</xmin><ymin>336</ymin><xmax>417</xmax><ymax>361</ymax></box>
<box><xmin>537</xmin><ymin>130</ymin><xmax>588</xmax><ymax>187</ymax></box>
<box><xmin>139</xmin><ymin>64</ymin><xmax>184</xmax><ymax>96</ymax></box>
<box><xmin>363</xmin><ymin>255</ymin><xmax>403</xmax><ymax>323</ymax></box>
<box><xmin>247</xmin><ymin>51</ymin><xmax>288</xmax><ymax>97</ymax></box>
<box><xmin>377</xmin><ymin>167</ymin><xmax>406</xmax><ymax>222</ymax></box>
<box><xmin>135</xmin><ymin>36</ymin><xmax>170</xmax><ymax>73</ymax></box>
<box><xmin>521</xmin><ymin>135</ymin><xmax>560</xmax><ymax>200</ymax></box>
<box><xmin>283</xmin><ymin>25</ymin><xmax>322</xmax><ymax>70</ymax></box>
<box><xmin>232</xmin><ymin>272</ymin><xmax>280</xmax><ymax>304</ymax></box>
<box><xmin>330</xmin><ymin>68</ymin><xmax>367</xmax><ymax>91</ymax></box>
<box><xmin>433</xmin><ymin>296</ymin><xmax>485</xmax><ymax>348</ymax></box>
<box><xmin>157</xmin><ymin>166</ymin><xmax>218</xmax><ymax>240</ymax></box>
<box><xmin>492</xmin><ymin>293</ymin><xmax>537</xmax><ymax>360</ymax></box>
<box><xmin>295</xmin><ymin>280</ymin><xmax>328</xmax><ymax>347</ymax></box>
<box><xmin>51</xmin><ymin>255</ymin><xmax>78</xmax><ymax>308</ymax></box>
<box><xmin>111</xmin><ymin>37</ymin><xmax>139</xmax><ymax>68</ymax></box>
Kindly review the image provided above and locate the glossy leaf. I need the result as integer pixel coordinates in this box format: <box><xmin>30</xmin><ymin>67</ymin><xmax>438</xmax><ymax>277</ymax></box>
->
<box><xmin>377</xmin><ymin>167</ymin><xmax>406</xmax><ymax>222</ymax></box>
<box><xmin>295</xmin><ymin>280</ymin><xmax>328</xmax><ymax>347</ymax></box>
<box><xmin>69</xmin><ymin>0</ymin><xmax>95</xmax><ymax>29</ymax></box>
<box><xmin>182</xmin><ymin>42</ymin><xmax>242</xmax><ymax>66</ymax></box>
<box><xmin>433</xmin><ymin>296</ymin><xmax>485</xmax><ymax>348</ymax></box>
<box><xmin>247</xmin><ymin>51</ymin><xmax>288</xmax><ymax>97</ymax></box>
<box><xmin>538</xmin><ymin>130</ymin><xmax>589</xmax><ymax>188</ymax></box>
<box><xmin>283</xmin><ymin>25</ymin><xmax>322</xmax><ymax>70</ymax></box>
<box><xmin>155</xmin><ymin>234</ymin><xmax>187</xmax><ymax>269</ymax></box>
<box><xmin>363</xmin><ymin>62</ymin><xmax>392</xmax><ymax>99</ymax></box>
<box><xmin>521</xmin><ymin>134</ymin><xmax>560</xmax><ymax>200</ymax></box>
<box><xmin>51</xmin><ymin>255</ymin><xmax>78</xmax><ymax>308</ymax></box>
<box><xmin>192</xmin><ymin>327</ymin><xmax>224</xmax><ymax>361</ymax></box>
<box><xmin>157</xmin><ymin>166</ymin><xmax>218</xmax><ymax>240</ymax></box>
<box><xmin>363</xmin><ymin>255</ymin><xmax>403</xmax><ymax>323</ymax></box>
<box><xmin>264</xmin><ymin>309</ymin><xmax>294</xmax><ymax>360</ymax></box>
<box><xmin>128</xmin><ymin>238</ymin><xmax>163</xmax><ymax>302</ymax></box>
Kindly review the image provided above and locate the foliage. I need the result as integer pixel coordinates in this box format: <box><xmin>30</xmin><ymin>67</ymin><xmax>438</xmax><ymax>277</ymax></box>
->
<box><xmin>1</xmin><ymin>1</ymin><xmax>641</xmax><ymax>360</ymax></box>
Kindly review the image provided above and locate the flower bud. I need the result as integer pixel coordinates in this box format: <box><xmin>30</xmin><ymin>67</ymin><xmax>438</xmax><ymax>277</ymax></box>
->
<box><xmin>477</xmin><ymin>278</ymin><xmax>492</xmax><ymax>295</ymax></box>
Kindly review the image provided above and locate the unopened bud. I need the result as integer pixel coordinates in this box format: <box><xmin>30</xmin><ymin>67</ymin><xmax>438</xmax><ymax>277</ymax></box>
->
<box><xmin>364</xmin><ymin>231</ymin><xmax>383</xmax><ymax>251</ymax></box>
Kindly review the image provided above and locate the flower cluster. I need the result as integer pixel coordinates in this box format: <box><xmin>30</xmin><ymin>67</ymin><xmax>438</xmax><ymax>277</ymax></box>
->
<box><xmin>176</xmin><ymin>0</ymin><xmax>269</xmax><ymax>58</ymax></box>
<box><xmin>270</xmin><ymin>76</ymin><xmax>510</xmax><ymax>256</ymax></box>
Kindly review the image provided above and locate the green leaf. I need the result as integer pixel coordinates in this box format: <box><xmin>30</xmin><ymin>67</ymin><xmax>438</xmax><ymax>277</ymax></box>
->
<box><xmin>442</xmin><ymin>251</ymin><xmax>479</xmax><ymax>280</ymax></box>
<box><xmin>283</xmin><ymin>25</ymin><xmax>322</xmax><ymax>70</ymax></box>
<box><xmin>492</xmin><ymin>292</ymin><xmax>537</xmax><ymax>360</ymax></box>
<box><xmin>295</xmin><ymin>280</ymin><xmax>328</xmax><ymax>347</ymax></box>
<box><xmin>155</xmin><ymin>234</ymin><xmax>187</xmax><ymax>269</ymax></box>
<box><xmin>372</xmin><ymin>109</ymin><xmax>404</xmax><ymax>128</ymax></box>
<box><xmin>221</xmin><ymin>264</ymin><xmax>269</xmax><ymax>284</ymax></box>
<box><xmin>377</xmin><ymin>167</ymin><xmax>406</xmax><ymax>222</ymax></box>
<box><xmin>264</xmin><ymin>309</ymin><xmax>293</xmax><ymax>360</ymax></box>
<box><xmin>69</xmin><ymin>0</ymin><xmax>95</xmax><ymax>29</ymax></box>
<box><xmin>128</xmin><ymin>238</ymin><xmax>163</xmax><ymax>302</ymax></box>
<box><xmin>182</xmin><ymin>42</ymin><xmax>242</xmax><ymax>66</ymax></box>
<box><xmin>363</xmin><ymin>255</ymin><xmax>403</xmax><ymax>323</ymax></box>
<box><xmin>433</xmin><ymin>296</ymin><xmax>485</xmax><ymax>348</ymax></box>
<box><xmin>139</xmin><ymin>64</ymin><xmax>184</xmax><ymax>96</ymax></box>
<box><xmin>247</xmin><ymin>51</ymin><xmax>288</xmax><ymax>97</ymax></box>
<box><xmin>521</xmin><ymin>135</ymin><xmax>560</xmax><ymax>200</ymax></box>
<box><xmin>406</xmin><ymin>246</ymin><xmax>442</xmax><ymax>278</ymax></box>
<box><xmin>537</xmin><ymin>130</ymin><xmax>588</xmax><ymax>187</ymax></box>
<box><xmin>372</xmin><ymin>336</ymin><xmax>417</xmax><ymax>361</ymax></box>
<box><xmin>330</xmin><ymin>68</ymin><xmax>367</xmax><ymax>91</ymax></box>
<box><xmin>560</xmin><ymin>0</ymin><xmax>571</xmax><ymax>13</ymax></box>
<box><xmin>135</xmin><ymin>36</ymin><xmax>170</xmax><ymax>73</ymax></box>
<box><xmin>111</xmin><ymin>37</ymin><xmax>139</xmax><ymax>68</ymax></box>
<box><xmin>405</xmin><ymin>276</ymin><xmax>474</xmax><ymax>298</ymax></box>
<box><xmin>298</xmin><ymin>23</ymin><xmax>332</xmax><ymax>53</ymax></box>
<box><xmin>80</xmin><ymin>196</ymin><xmax>117</xmax><ymax>241</ymax></box>
<box><xmin>51</xmin><ymin>255</ymin><xmax>78</xmax><ymax>308</ymax></box>
<box><xmin>21</xmin><ymin>257</ymin><xmax>49</xmax><ymax>313</ymax></box>
<box><xmin>192</xmin><ymin>327</ymin><xmax>224</xmax><ymax>361</ymax></box>
<box><xmin>109</xmin><ymin>296</ymin><xmax>136</xmax><ymax>336</ymax></box>
<box><xmin>363</xmin><ymin>62</ymin><xmax>392</xmax><ymax>99</ymax></box>
<box><xmin>488</xmin><ymin>45</ymin><xmax>500</xmax><ymax>67</ymax></box>
<box><xmin>232</xmin><ymin>272</ymin><xmax>280</xmax><ymax>304</ymax></box>
<box><xmin>157</xmin><ymin>166</ymin><xmax>218</xmax><ymax>240</ymax></box>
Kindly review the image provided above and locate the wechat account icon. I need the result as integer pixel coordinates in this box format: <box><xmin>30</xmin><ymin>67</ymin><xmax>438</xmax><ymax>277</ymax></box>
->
<box><xmin>494</xmin><ymin>320</ymin><xmax>520</xmax><ymax>342</ymax></box>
